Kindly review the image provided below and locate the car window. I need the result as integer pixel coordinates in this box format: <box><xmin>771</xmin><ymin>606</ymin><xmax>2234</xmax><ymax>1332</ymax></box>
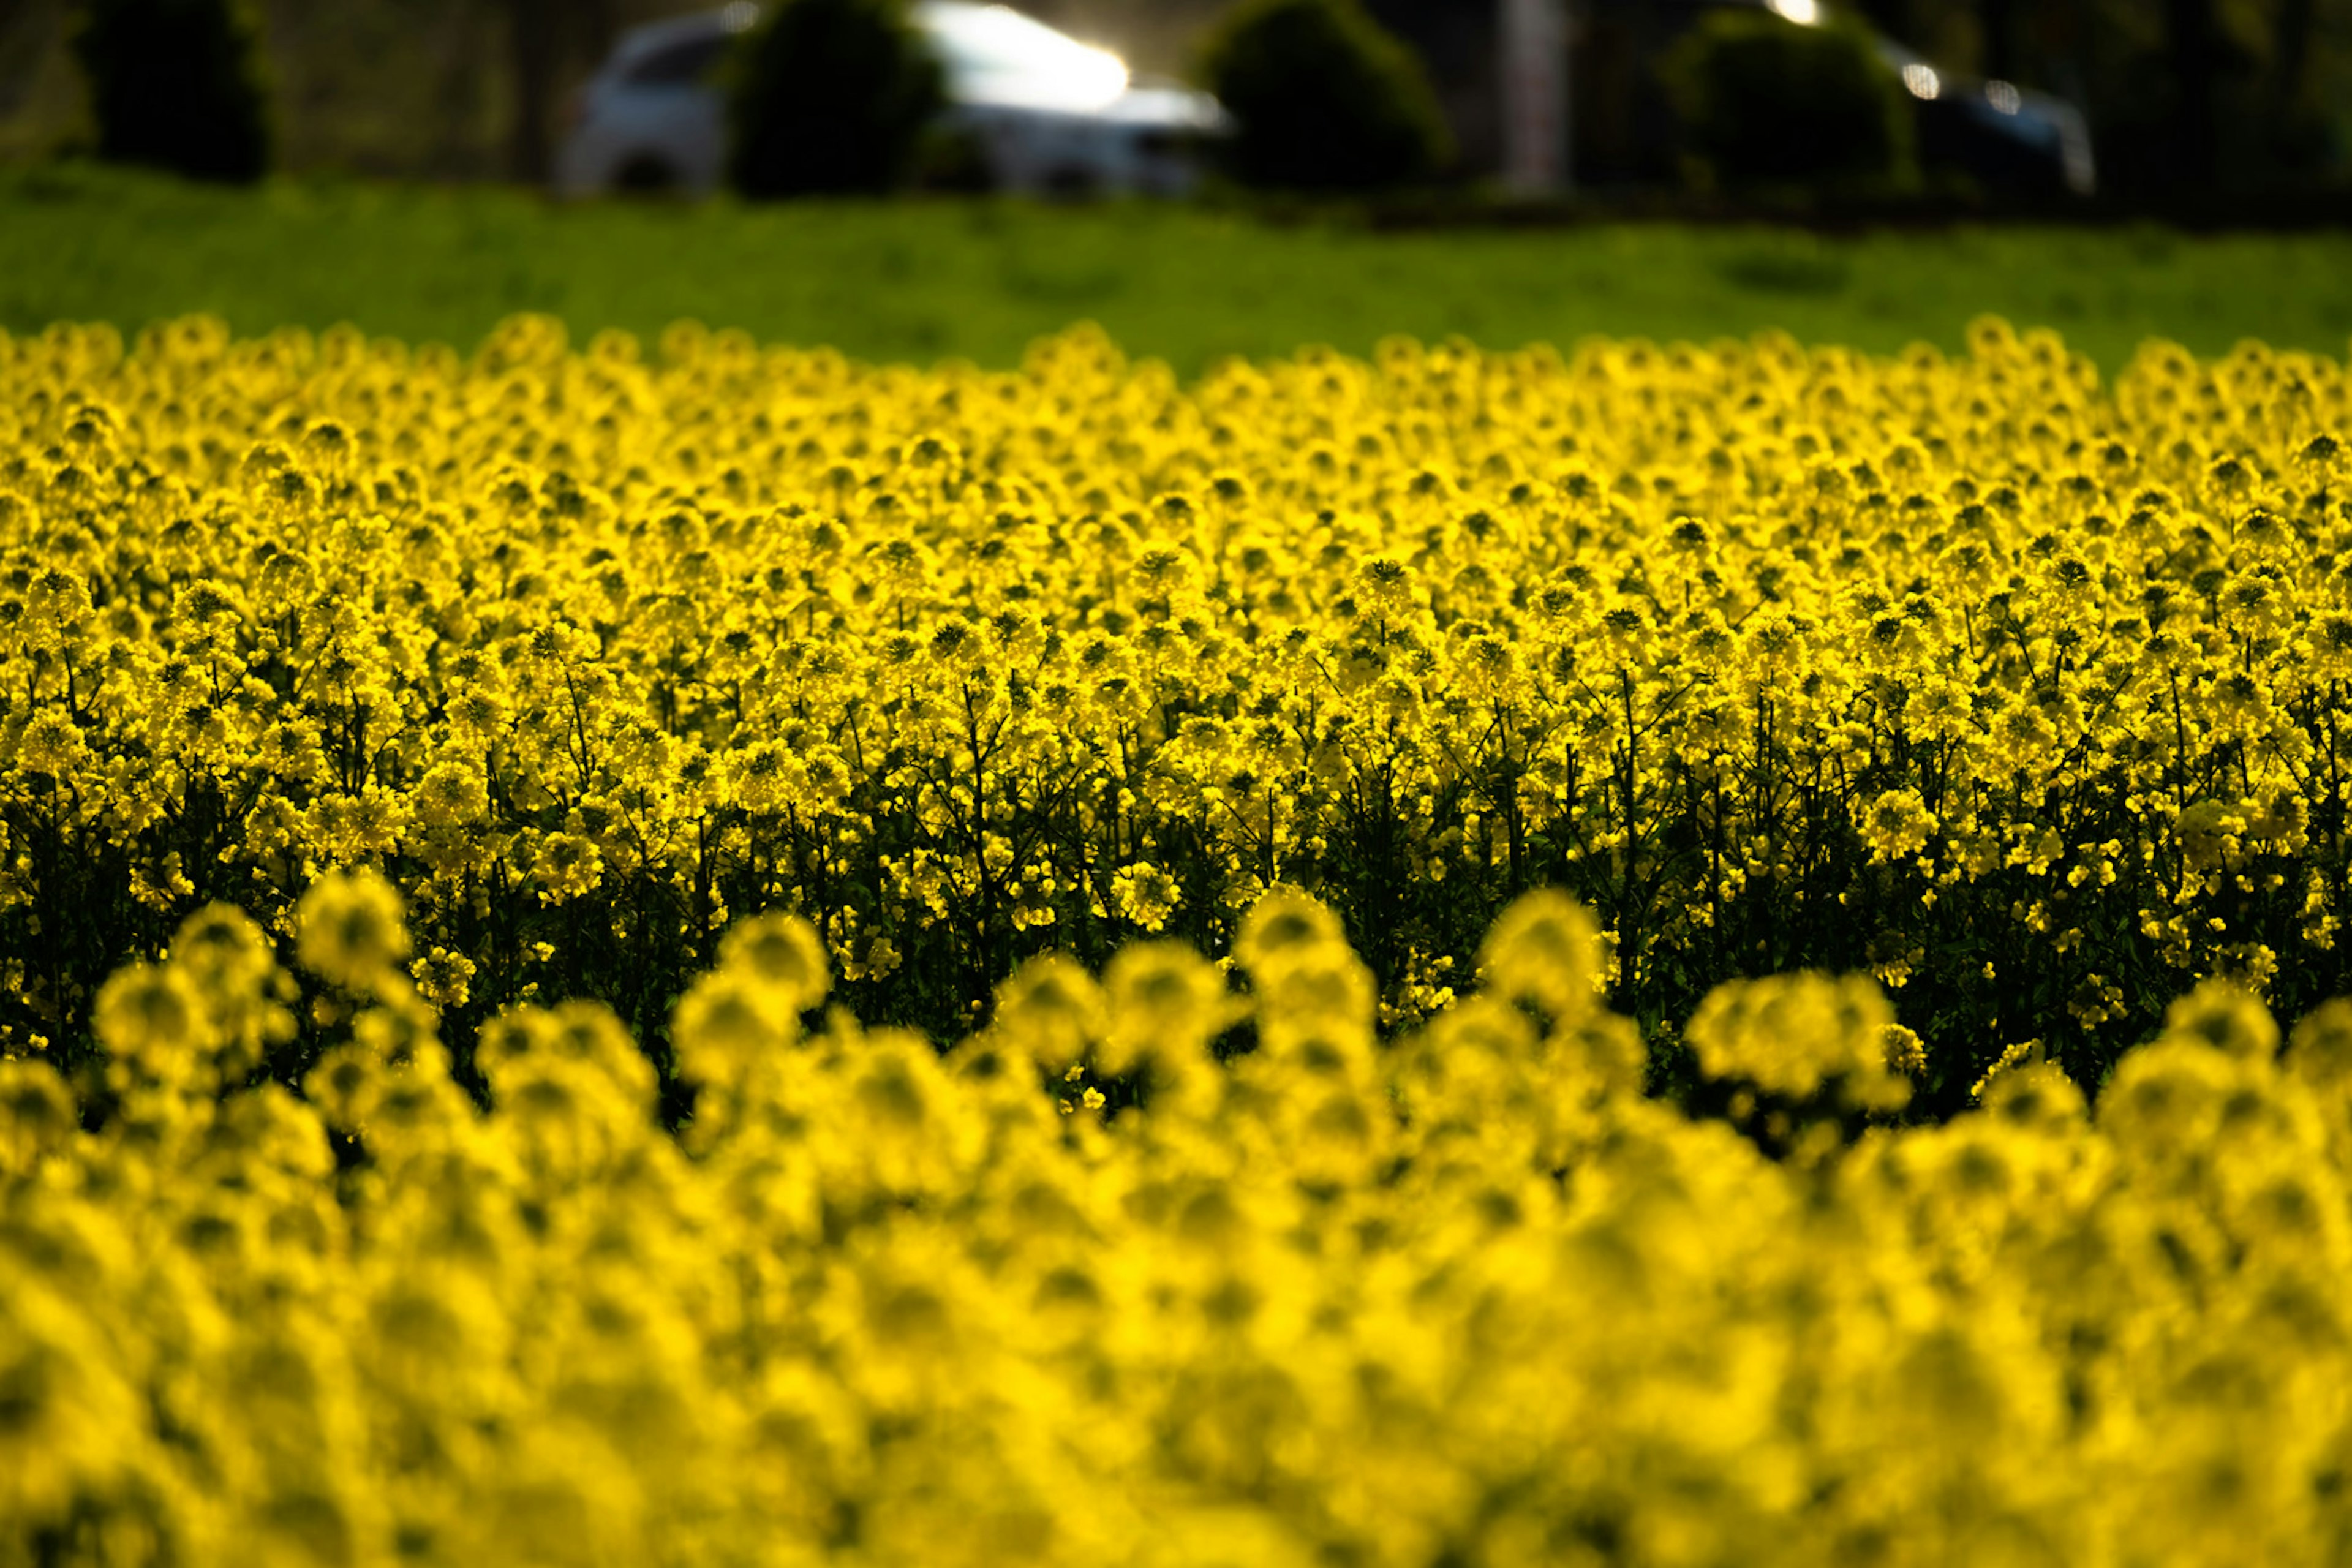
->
<box><xmin>916</xmin><ymin>2</ymin><xmax>1126</xmax><ymax>111</ymax></box>
<box><xmin>626</xmin><ymin>34</ymin><xmax>726</xmax><ymax>86</ymax></box>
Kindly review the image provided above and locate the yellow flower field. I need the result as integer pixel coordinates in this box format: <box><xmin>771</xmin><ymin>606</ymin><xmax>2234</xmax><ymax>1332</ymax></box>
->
<box><xmin>2</xmin><ymin>312</ymin><xmax>2347</xmax><ymax>1100</ymax></box>
<box><xmin>9</xmin><ymin>878</ymin><xmax>2352</xmax><ymax>1566</ymax></box>
<box><xmin>4</xmin><ymin>313</ymin><xmax>2352</xmax><ymax>1564</ymax></box>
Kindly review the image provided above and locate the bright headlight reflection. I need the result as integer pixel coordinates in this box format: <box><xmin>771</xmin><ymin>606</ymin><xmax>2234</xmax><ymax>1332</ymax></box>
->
<box><xmin>1986</xmin><ymin>78</ymin><xmax>2024</xmax><ymax>115</ymax></box>
<box><xmin>1901</xmin><ymin>61</ymin><xmax>1940</xmax><ymax>100</ymax></box>
<box><xmin>1765</xmin><ymin>0</ymin><xmax>1821</xmax><ymax>24</ymax></box>
<box><xmin>919</xmin><ymin>1</ymin><xmax>1131</xmax><ymax>115</ymax></box>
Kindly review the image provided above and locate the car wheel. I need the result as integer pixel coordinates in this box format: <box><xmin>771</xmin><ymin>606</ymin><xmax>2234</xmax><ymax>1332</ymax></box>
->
<box><xmin>1041</xmin><ymin>164</ymin><xmax>1101</xmax><ymax>200</ymax></box>
<box><xmin>612</xmin><ymin>153</ymin><xmax>683</xmax><ymax>195</ymax></box>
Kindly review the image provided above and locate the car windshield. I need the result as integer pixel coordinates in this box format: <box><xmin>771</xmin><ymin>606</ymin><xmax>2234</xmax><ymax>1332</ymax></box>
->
<box><xmin>626</xmin><ymin>34</ymin><xmax>727</xmax><ymax>86</ymax></box>
<box><xmin>914</xmin><ymin>2</ymin><xmax>1129</xmax><ymax>113</ymax></box>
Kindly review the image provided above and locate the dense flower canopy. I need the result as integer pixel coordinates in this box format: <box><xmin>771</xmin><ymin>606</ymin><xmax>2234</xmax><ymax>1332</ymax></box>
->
<box><xmin>4</xmin><ymin>311</ymin><xmax>2352</xmax><ymax>1564</ymax></box>
<box><xmin>2</xmin><ymin>314</ymin><xmax>2348</xmax><ymax>1107</ymax></box>
<box><xmin>4</xmin><ymin>880</ymin><xmax>2352</xmax><ymax>1566</ymax></box>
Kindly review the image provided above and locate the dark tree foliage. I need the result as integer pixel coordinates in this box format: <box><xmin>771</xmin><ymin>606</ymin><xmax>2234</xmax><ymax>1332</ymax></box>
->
<box><xmin>725</xmin><ymin>0</ymin><xmax>947</xmax><ymax>198</ymax></box>
<box><xmin>1658</xmin><ymin>7</ymin><xmax>1915</xmax><ymax>194</ymax></box>
<box><xmin>1196</xmin><ymin>0</ymin><xmax>1451</xmax><ymax>193</ymax></box>
<box><xmin>72</xmin><ymin>0</ymin><xmax>273</xmax><ymax>184</ymax></box>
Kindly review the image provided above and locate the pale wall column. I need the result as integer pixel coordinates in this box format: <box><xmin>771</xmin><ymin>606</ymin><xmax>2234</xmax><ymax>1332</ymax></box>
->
<box><xmin>1499</xmin><ymin>0</ymin><xmax>1569</xmax><ymax>195</ymax></box>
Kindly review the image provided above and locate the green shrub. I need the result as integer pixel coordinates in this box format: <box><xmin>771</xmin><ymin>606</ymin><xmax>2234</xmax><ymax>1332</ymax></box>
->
<box><xmin>1196</xmin><ymin>0</ymin><xmax>1451</xmax><ymax>194</ymax></box>
<box><xmin>72</xmin><ymin>0</ymin><xmax>273</xmax><ymax>185</ymax></box>
<box><xmin>725</xmin><ymin>0</ymin><xmax>948</xmax><ymax>198</ymax></box>
<box><xmin>1659</xmin><ymin>9</ymin><xmax>1913</xmax><ymax>194</ymax></box>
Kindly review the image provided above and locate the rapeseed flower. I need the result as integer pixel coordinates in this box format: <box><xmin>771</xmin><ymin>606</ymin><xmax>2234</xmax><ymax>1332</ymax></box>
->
<box><xmin>295</xmin><ymin>868</ymin><xmax>413</xmax><ymax>995</ymax></box>
<box><xmin>16</xmin><ymin>851</ymin><xmax>2352</xmax><ymax>1565</ymax></box>
<box><xmin>6</xmin><ymin>307</ymin><xmax>2352</xmax><ymax>1559</ymax></box>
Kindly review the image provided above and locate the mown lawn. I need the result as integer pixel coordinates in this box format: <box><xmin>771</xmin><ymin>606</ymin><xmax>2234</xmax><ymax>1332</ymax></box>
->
<box><xmin>4</xmin><ymin>161</ymin><xmax>2348</xmax><ymax>374</ymax></box>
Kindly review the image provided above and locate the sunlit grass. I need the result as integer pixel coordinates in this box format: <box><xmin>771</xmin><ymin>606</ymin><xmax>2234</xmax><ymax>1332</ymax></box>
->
<box><xmin>4</xmin><ymin>161</ymin><xmax>2348</xmax><ymax>374</ymax></box>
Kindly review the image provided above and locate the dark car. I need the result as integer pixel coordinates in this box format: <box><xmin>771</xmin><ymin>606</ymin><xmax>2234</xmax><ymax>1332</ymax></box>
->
<box><xmin>1871</xmin><ymin>21</ymin><xmax>2095</xmax><ymax>197</ymax></box>
<box><xmin>1379</xmin><ymin>0</ymin><xmax>2094</xmax><ymax>196</ymax></box>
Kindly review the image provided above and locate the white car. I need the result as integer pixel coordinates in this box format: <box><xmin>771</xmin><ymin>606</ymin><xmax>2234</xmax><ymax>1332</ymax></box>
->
<box><xmin>554</xmin><ymin>1</ymin><xmax>1226</xmax><ymax>198</ymax></box>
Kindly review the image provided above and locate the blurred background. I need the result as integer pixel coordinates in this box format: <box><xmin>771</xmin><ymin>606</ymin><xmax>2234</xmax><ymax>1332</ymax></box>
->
<box><xmin>2</xmin><ymin>0</ymin><xmax>2349</xmax><ymax>205</ymax></box>
<box><xmin>3</xmin><ymin>0</ymin><xmax>2349</xmax><ymax>377</ymax></box>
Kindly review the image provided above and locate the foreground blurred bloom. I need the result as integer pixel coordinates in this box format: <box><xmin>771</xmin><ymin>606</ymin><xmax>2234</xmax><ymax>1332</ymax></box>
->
<box><xmin>4</xmin><ymin>882</ymin><xmax>2351</xmax><ymax>1565</ymax></box>
<box><xmin>1687</xmin><ymin>969</ymin><xmax>1912</xmax><ymax>1111</ymax></box>
<box><xmin>1477</xmin><ymin>888</ymin><xmax>1605</xmax><ymax>1022</ymax></box>
<box><xmin>295</xmin><ymin>869</ymin><xmax>412</xmax><ymax>994</ymax></box>
<box><xmin>717</xmin><ymin>912</ymin><xmax>831</xmax><ymax>1016</ymax></box>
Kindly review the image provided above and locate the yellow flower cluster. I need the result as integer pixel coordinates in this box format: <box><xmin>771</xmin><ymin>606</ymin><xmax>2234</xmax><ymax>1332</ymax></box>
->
<box><xmin>8</xmin><ymin>878</ymin><xmax>2352</xmax><ymax>1566</ymax></box>
<box><xmin>1</xmin><ymin>312</ymin><xmax>2348</xmax><ymax>1103</ymax></box>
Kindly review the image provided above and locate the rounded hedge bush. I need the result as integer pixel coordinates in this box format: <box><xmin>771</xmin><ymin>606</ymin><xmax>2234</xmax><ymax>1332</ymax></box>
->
<box><xmin>72</xmin><ymin>0</ymin><xmax>273</xmax><ymax>185</ymax></box>
<box><xmin>726</xmin><ymin>0</ymin><xmax>948</xmax><ymax>198</ymax></box>
<box><xmin>1659</xmin><ymin>8</ymin><xmax>1914</xmax><ymax>194</ymax></box>
<box><xmin>1196</xmin><ymin>0</ymin><xmax>1451</xmax><ymax>194</ymax></box>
